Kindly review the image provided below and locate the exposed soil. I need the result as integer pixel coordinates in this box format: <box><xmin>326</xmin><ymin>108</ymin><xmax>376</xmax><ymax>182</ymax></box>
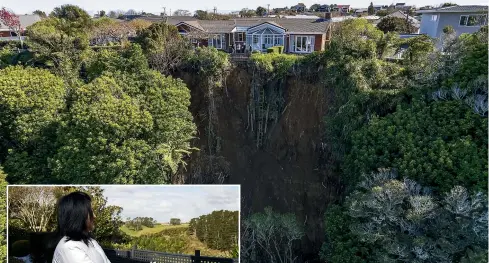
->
<box><xmin>179</xmin><ymin>65</ymin><xmax>344</xmax><ymax>262</ymax></box>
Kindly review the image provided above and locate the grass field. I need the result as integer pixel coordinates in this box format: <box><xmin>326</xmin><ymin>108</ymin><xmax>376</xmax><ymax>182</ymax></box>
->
<box><xmin>120</xmin><ymin>223</ymin><xmax>189</xmax><ymax>237</ymax></box>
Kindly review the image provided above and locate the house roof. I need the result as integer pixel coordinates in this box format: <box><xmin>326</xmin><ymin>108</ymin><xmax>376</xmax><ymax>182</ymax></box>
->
<box><xmin>385</xmin><ymin>10</ymin><xmax>420</xmax><ymax>27</ymax></box>
<box><xmin>0</xmin><ymin>14</ymin><xmax>41</xmax><ymax>31</ymax></box>
<box><xmin>416</xmin><ymin>5</ymin><xmax>488</xmax><ymax>13</ymax></box>
<box><xmin>171</xmin><ymin>17</ymin><xmax>330</xmax><ymax>34</ymax></box>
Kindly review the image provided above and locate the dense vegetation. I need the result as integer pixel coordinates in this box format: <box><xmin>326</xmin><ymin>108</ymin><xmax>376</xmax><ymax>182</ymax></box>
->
<box><xmin>0</xmin><ymin>6</ymin><xmax>196</xmax><ymax>184</ymax></box>
<box><xmin>317</xmin><ymin>21</ymin><xmax>488</xmax><ymax>263</ymax></box>
<box><xmin>0</xmin><ymin>4</ymin><xmax>487</xmax><ymax>263</ymax></box>
<box><xmin>190</xmin><ymin>210</ymin><xmax>239</xmax><ymax>251</ymax></box>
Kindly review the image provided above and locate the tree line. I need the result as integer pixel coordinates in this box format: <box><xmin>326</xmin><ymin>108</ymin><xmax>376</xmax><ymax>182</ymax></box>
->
<box><xmin>188</xmin><ymin>210</ymin><xmax>238</xmax><ymax>251</ymax></box>
<box><xmin>125</xmin><ymin>217</ymin><xmax>157</xmax><ymax>230</ymax></box>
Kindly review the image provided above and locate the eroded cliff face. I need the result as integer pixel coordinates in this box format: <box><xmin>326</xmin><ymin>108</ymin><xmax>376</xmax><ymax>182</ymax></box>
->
<box><xmin>179</xmin><ymin>65</ymin><xmax>343</xmax><ymax>261</ymax></box>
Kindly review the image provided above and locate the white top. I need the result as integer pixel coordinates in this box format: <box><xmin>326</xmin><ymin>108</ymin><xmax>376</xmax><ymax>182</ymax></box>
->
<box><xmin>53</xmin><ymin>237</ymin><xmax>111</xmax><ymax>263</ymax></box>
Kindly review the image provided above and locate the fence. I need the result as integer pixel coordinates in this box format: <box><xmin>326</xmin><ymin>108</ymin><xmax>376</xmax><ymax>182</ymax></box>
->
<box><xmin>104</xmin><ymin>248</ymin><xmax>238</xmax><ymax>263</ymax></box>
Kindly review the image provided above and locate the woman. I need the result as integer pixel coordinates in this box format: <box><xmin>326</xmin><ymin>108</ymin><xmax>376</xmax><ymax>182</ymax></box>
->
<box><xmin>52</xmin><ymin>192</ymin><xmax>111</xmax><ymax>263</ymax></box>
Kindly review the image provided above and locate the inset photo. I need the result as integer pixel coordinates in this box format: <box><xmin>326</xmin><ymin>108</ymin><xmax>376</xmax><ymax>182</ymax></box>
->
<box><xmin>7</xmin><ymin>185</ymin><xmax>240</xmax><ymax>263</ymax></box>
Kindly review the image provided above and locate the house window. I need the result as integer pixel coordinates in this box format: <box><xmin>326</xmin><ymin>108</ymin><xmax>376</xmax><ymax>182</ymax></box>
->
<box><xmin>236</xmin><ymin>32</ymin><xmax>245</xmax><ymax>42</ymax></box>
<box><xmin>431</xmin><ymin>15</ymin><xmax>438</xmax><ymax>21</ymax></box>
<box><xmin>264</xmin><ymin>35</ymin><xmax>273</xmax><ymax>45</ymax></box>
<box><xmin>253</xmin><ymin>35</ymin><xmax>259</xmax><ymax>44</ymax></box>
<box><xmin>460</xmin><ymin>14</ymin><xmax>487</xmax><ymax>26</ymax></box>
<box><xmin>274</xmin><ymin>36</ymin><xmax>281</xmax><ymax>45</ymax></box>
<box><xmin>294</xmin><ymin>36</ymin><xmax>313</xmax><ymax>53</ymax></box>
<box><xmin>209</xmin><ymin>34</ymin><xmax>223</xmax><ymax>49</ymax></box>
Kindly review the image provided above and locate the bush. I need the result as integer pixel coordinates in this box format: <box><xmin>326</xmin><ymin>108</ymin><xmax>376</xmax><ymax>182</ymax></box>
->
<box><xmin>346</xmin><ymin>100</ymin><xmax>488</xmax><ymax>193</ymax></box>
<box><xmin>11</xmin><ymin>240</ymin><xmax>30</xmax><ymax>257</ymax></box>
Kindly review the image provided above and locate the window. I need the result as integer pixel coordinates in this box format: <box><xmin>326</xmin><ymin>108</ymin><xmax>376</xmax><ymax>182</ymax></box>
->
<box><xmin>294</xmin><ymin>36</ymin><xmax>313</xmax><ymax>53</ymax></box>
<box><xmin>209</xmin><ymin>34</ymin><xmax>223</xmax><ymax>49</ymax></box>
<box><xmin>236</xmin><ymin>32</ymin><xmax>245</xmax><ymax>42</ymax></box>
<box><xmin>431</xmin><ymin>15</ymin><xmax>438</xmax><ymax>21</ymax></box>
<box><xmin>264</xmin><ymin>35</ymin><xmax>273</xmax><ymax>45</ymax></box>
<box><xmin>460</xmin><ymin>14</ymin><xmax>487</xmax><ymax>26</ymax></box>
<box><xmin>253</xmin><ymin>35</ymin><xmax>259</xmax><ymax>44</ymax></box>
<box><xmin>274</xmin><ymin>36</ymin><xmax>281</xmax><ymax>45</ymax></box>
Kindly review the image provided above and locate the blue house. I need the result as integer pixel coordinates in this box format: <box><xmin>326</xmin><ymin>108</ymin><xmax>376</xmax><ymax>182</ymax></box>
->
<box><xmin>417</xmin><ymin>5</ymin><xmax>487</xmax><ymax>45</ymax></box>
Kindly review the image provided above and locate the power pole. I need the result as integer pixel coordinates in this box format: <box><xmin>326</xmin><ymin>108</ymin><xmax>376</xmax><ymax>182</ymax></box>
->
<box><xmin>213</xmin><ymin>7</ymin><xmax>217</xmax><ymax>15</ymax></box>
<box><xmin>162</xmin><ymin>7</ymin><xmax>166</xmax><ymax>17</ymax></box>
<box><xmin>267</xmin><ymin>4</ymin><xmax>270</xmax><ymax>17</ymax></box>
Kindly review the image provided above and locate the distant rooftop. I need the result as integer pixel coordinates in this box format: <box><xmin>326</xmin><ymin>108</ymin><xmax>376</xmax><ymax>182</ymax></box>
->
<box><xmin>0</xmin><ymin>14</ymin><xmax>41</xmax><ymax>31</ymax></box>
<box><xmin>417</xmin><ymin>5</ymin><xmax>488</xmax><ymax>13</ymax></box>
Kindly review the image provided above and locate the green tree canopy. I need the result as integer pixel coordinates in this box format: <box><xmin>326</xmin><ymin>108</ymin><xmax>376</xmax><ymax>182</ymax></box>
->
<box><xmin>50</xmin><ymin>4</ymin><xmax>92</xmax><ymax>33</ymax></box>
<box><xmin>368</xmin><ymin>2</ymin><xmax>375</xmax><ymax>15</ymax></box>
<box><xmin>0</xmin><ymin>168</ymin><xmax>7</xmax><ymax>262</ymax></box>
<box><xmin>256</xmin><ymin>6</ymin><xmax>267</xmax><ymax>16</ymax></box>
<box><xmin>135</xmin><ymin>22</ymin><xmax>181</xmax><ymax>54</ymax></box>
<box><xmin>0</xmin><ymin>66</ymin><xmax>65</xmax><ymax>183</ymax></box>
<box><xmin>377</xmin><ymin>16</ymin><xmax>416</xmax><ymax>33</ymax></box>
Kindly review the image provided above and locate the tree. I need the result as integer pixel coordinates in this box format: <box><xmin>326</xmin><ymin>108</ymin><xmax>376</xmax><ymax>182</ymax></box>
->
<box><xmin>126</xmin><ymin>9</ymin><xmax>138</xmax><ymax>15</ymax></box>
<box><xmin>0</xmin><ymin>66</ymin><xmax>66</xmax><ymax>184</ymax></box>
<box><xmin>241</xmin><ymin>207</ymin><xmax>303</xmax><ymax>263</ymax></box>
<box><xmin>0</xmin><ymin>168</ymin><xmax>7</xmax><ymax>262</ymax></box>
<box><xmin>440</xmin><ymin>2</ymin><xmax>457</xmax><ymax>7</ymax></box>
<box><xmin>347</xmin><ymin>99</ymin><xmax>487</xmax><ymax>193</ymax></box>
<box><xmin>376</xmin><ymin>9</ymin><xmax>389</xmax><ymax>16</ymax></box>
<box><xmin>309</xmin><ymin>4</ymin><xmax>321</xmax><ymax>12</ymax></box>
<box><xmin>376</xmin><ymin>16</ymin><xmax>416</xmax><ymax>33</ymax></box>
<box><xmin>50</xmin><ymin>44</ymin><xmax>195</xmax><ymax>184</ymax></box>
<box><xmin>50</xmin><ymin>4</ymin><xmax>92</xmax><ymax>33</ymax></box>
<box><xmin>173</xmin><ymin>9</ymin><xmax>191</xmax><ymax>16</ymax></box>
<box><xmin>256</xmin><ymin>6</ymin><xmax>267</xmax><ymax>17</ymax></box>
<box><xmin>99</xmin><ymin>10</ymin><xmax>106</xmax><ymax>17</ymax></box>
<box><xmin>346</xmin><ymin>170</ymin><xmax>487</xmax><ymax>262</ymax></box>
<box><xmin>108</xmin><ymin>10</ymin><xmax>118</xmax><ymax>18</ymax></box>
<box><xmin>25</xmin><ymin>17</ymin><xmax>89</xmax><ymax>81</ymax></box>
<box><xmin>368</xmin><ymin>2</ymin><xmax>375</xmax><ymax>15</ymax></box>
<box><xmin>32</xmin><ymin>10</ymin><xmax>47</xmax><ymax>19</ymax></box>
<box><xmin>135</xmin><ymin>22</ymin><xmax>181</xmax><ymax>54</ymax></box>
<box><xmin>169</xmin><ymin>218</ymin><xmax>181</xmax><ymax>225</ymax></box>
<box><xmin>194</xmin><ymin>10</ymin><xmax>210</xmax><ymax>20</ymax></box>
<box><xmin>239</xmin><ymin>9</ymin><xmax>255</xmax><ymax>18</ymax></box>
<box><xmin>8</xmin><ymin>187</ymin><xmax>56</xmax><ymax>232</ymax></box>
<box><xmin>0</xmin><ymin>8</ymin><xmax>23</xmax><ymax>48</ymax></box>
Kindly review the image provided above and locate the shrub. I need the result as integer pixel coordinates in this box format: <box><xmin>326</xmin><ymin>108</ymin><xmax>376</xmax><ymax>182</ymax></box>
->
<box><xmin>346</xmin><ymin>100</ymin><xmax>488</xmax><ymax>193</ymax></box>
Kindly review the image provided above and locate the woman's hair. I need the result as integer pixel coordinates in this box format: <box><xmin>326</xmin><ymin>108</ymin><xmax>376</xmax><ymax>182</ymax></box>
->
<box><xmin>56</xmin><ymin>191</ymin><xmax>94</xmax><ymax>245</ymax></box>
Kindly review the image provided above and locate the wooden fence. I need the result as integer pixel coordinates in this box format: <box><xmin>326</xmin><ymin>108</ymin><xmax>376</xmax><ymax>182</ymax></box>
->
<box><xmin>103</xmin><ymin>248</ymin><xmax>238</xmax><ymax>263</ymax></box>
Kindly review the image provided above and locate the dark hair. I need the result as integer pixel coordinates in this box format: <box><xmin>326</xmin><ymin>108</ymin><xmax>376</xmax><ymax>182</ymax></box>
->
<box><xmin>56</xmin><ymin>191</ymin><xmax>94</xmax><ymax>245</ymax></box>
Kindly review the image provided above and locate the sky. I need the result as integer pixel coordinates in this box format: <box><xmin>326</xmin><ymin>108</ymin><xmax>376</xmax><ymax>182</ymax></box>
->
<box><xmin>100</xmin><ymin>185</ymin><xmax>240</xmax><ymax>223</ymax></box>
<box><xmin>2</xmin><ymin>0</ymin><xmax>487</xmax><ymax>15</ymax></box>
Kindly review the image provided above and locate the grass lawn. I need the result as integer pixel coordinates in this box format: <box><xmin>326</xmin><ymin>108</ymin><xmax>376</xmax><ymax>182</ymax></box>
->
<box><xmin>120</xmin><ymin>224</ymin><xmax>189</xmax><ymax>237</ymax></box>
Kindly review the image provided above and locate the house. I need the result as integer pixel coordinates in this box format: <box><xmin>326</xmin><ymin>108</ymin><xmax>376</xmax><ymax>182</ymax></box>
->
<box><xmin>290</xmin><ymin>4</ymin><xmax>307</xmax><ymax>13</ymax></box>
<box><xmin>169</xmin><ymin>17</ymin><xmax>332</xmax><ymax>54</ymax></box>
<box><xmin>337</xmin><ymin>5</ymin><xmax>351</xmax><ymax>13</ymax></box>
<box><xmin>355</xmin><ymin>8</ymin><xmax>369</xmax><ymax>15</ymax></box>
<box><xmin>373</xmin><ymin>5</ymin><xmax>388</xmax><ymax>11</ymax></box>
<box><xmin>417</xmin><ymin>5</ymin><xmax>488</xmax><ymax>43</ymax></box>
<box><xmin>0</xmin><ymin>14</ymin><xmax>41</xmax><ymax>40</ymax></box>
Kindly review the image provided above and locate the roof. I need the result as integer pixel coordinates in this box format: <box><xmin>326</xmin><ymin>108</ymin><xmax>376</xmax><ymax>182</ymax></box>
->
<box><xmin>0</xmin><ymin>14</ymin><xmax>41</xmax><ymax>31</ymax></box>
<box><xmin>416</xmin><ymin>5</ymin><xmax>488</xmax><ymax>13</ymax></box>
<box><xmin>385</xmin><ymin>10</ymin><xmax>420</xmax><ymax>27</ymax></box>
<box><xmin>171</xmin><ymin>17</ymin><xmax>330</xmax><ymax>34</ymax></box>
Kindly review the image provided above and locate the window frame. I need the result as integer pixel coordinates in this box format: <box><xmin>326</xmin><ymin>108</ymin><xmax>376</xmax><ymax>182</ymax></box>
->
<box><xmin>459</xmin><ymin>14</ymin><xmax>487</xmax><ymax>27</ymax></box>
<box><xmin>253</xmin><ymin>35</ymin><xmax>259</xmax><ymax>44</ymax></box>
<box><xmin>208</xmin><ymin>34</ymin><xmax>223</xmax><ymax>49</ymax></box>
<box><xmin>431</xmin><ymin>15</ymin><xmax>438</xmax><ymax>21</ymax></box>
<box><xmin>294</xmin><ymin>35</ymin><xmax>313</xmax><ymax>53</ymax></box>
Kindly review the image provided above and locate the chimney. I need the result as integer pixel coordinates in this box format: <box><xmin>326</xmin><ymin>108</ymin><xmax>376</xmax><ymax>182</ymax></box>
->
<box><xmin>325</xmin><ymin>12</ymin><xmax>332</xmax><ymax>20</ymax></box>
